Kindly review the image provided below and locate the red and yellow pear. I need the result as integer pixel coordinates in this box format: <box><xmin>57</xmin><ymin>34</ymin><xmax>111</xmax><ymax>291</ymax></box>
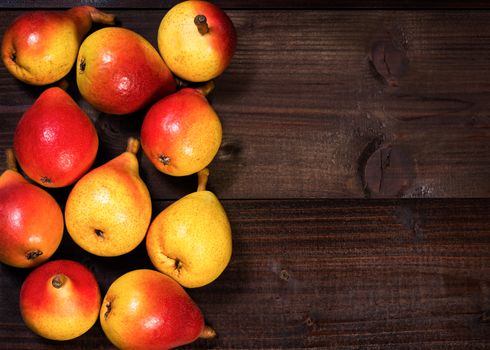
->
<box><xmin>141</xmin><ymin>82</ymin><xmax>222</xmax><ymax>177</ymax></box>
<box><xmin>20</xmin><ymin>260</ymin><xmax>101</xmax><ymax>340</ymax></box>
<box><xmin>158</xmin><ymin>0</ymin><xmax>236</xmax><ymax>82</ymax></box>
<box><xmin>100</xmin><ymin>269</ymin><xmax>215</xmax><ymax>350</ymax></box>
<box><xmin>1</xmin><ymin>6</ymin><xmax>115</xmax><ymax>85</ymax></box>
<box><xmin>76</xmin><ymin>27</ymin><xmax>176</xmax><ymax>115</ymax></box>
<box><xmin>64</xmin><ymin>138</ymin><xmax>151</xmax><ymax>257</ymax></box>
<box><xmin>0</xmin><ymin>149</ymin><xmax>63</xmax><ymax>268</ymax></box>
<box><xmin>13</xmin><ymin>87</ymin><xmax>99</xmax><ymax>188</ymax></box>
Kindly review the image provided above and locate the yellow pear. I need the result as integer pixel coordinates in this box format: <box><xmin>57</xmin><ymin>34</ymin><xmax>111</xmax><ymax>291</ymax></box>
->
<box><xmin>157</xmin><ymin>0</ymin><xmax>236</xmax><ymax>82</ymax></box>
<box><xmin>65</xmin><ymin>138</ymin><xmax>151</xmax><ymax>257</ymax></box>
<box><xmin>146</xmin><ymin>169</ymin><xmax>232</xmax><ymax>288</ymax></box>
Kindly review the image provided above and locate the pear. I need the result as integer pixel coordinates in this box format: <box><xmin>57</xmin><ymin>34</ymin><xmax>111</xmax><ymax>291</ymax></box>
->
<box><xmin>140</xmin><ymin>81</ymin><xmax>222</xmax><ymax>177</ymax></box>
<box><xmin>14</xmin><ymin>87</ymin><xmax>99</xmax><ymax>188</ymax></box>
<box><xmin>146</xmin><ymin>168</ymin><xmax>232</xmax><ymax>288</ymax></box>
<box><xmin>158</xmin><ymin>0</ymin><xmax>236</xmax><ymax>82</ymax></box>
<box><xmin>1</xmin><ymin>6</ymin><xmax>115</xmax><ymax>85</ymax></box>
<box><xmin>0</xmin><ymin>149</ymin><xmax>63</xmax><ymax>268</ymax></box>
<box><xmin>65</xmin><ymin>138</ymin><xmax>152</xmax><ymax>257</ymax></box>
<box><xmin>19</xmin><ymin>259</ymin><xmax>101</xmax><ymax>340</ymax></box>
<box><xmin>76</xmin><ymin>27</ymin><xmax>176</xmax><ymax>115</ymax></box>
<box><xmin>100</xmin><ymin>269</ymin><xmax>216</xmax><ymax>349</ymax></box>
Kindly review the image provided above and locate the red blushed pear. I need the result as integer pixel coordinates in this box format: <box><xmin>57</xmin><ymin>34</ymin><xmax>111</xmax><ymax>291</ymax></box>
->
<box><xmin>0</xmin><ymin>149</ymin><xmax>63</xmax><ymax>268</ymax></box>
<box><xmin>76</xmin><ymin>27</ymin><xmax>176</xmax><ymax>115</ymax></box>
<box><xmin>100</xmin><ymin>269</ymin><xmax>216</xmax><ymax>350</ymax></box>
<box><xmin>1</xmin><ymin>6</ymin><xmax>115</xmax><ymax>85</ymax></box>
<box><xmin>13</xmin><ymin>87</ymin><xmax>98</xmax><ymax>188</ymax></box>
<box><xmin>141</xmin><ymin>82</ymin><xmax>222</xmax><ymax>177</ymax></box>
<box><xmin>158</xmin><ymin>0</ymin><xmax>236</xmax><ymax>82</ymax></box>
<box><xmin>20</xmin><ymin>260</ymin><xmax>101</xmax><ymax>340</ymax></box>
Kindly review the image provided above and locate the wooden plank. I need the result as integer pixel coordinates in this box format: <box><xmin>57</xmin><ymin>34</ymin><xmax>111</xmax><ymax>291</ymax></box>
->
<box><xmin>2</xmin><ymin>0</ymin><xmax>490</xmax><ymax>9</ymax></box>
<box><xmin>1</xmin><ymin>10</ymin><xmax>490</xmax><ymax>199</ymax></box>
<box><xmin>0</xmin><ymin>199</ymin><xmax>489</xmax><ymax>349</ymax></box>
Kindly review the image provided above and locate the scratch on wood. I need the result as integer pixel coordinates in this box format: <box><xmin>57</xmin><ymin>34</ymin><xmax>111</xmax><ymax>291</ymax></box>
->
<box><xmin>364</xmin><ymin>145</ymin><xmax>416</xmax><ymax>197</ymax></box>
<box><xmin>369</xmin><ymin>38</ymin><xmax>408</xmax><ymax>87</ymax></box>
<box><xmin>378</xmin><ymin>147</ymin><xmax>393</xmax><ymax>193</ymax></box>
<box><xmin>358</xmin><ymin>136</ymin><xmax>385</xmax><ymax>198</ymax></box>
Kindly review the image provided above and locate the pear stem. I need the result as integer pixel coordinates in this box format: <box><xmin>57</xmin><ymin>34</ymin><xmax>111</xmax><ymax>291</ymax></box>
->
<box><xmin>194</xmin><ymin>15</ymin><xmax>209</xmax><ymax>35</ymax></box>
<box><xmin>199</xmin><ymin>325</ymin><xmax>217</xmax><ymax>339</ymax></box>
<box><xmin>196</xmin><ymin>81</ymin><xmax>215</xmax><ymax>97</ymax></box>
<box><xmin>197</xmin><ymin>168</ymin><xmax>209</xmax><ymax>192</ymax></box>
<box><xmin>5</xmin><ymin>149</ymin><xmax>18</xmax><ymax>172</ymax></box>
<box><xmin>52</xmin><ymin>274</ymin><xmax>67</xmax><ymax>289</ymax></box>
<box><xmin>88</xmin><ymin>7</ymin><xmax>116</xmax><ymax>25</ymax></box>
<box><xmin>126</xmin><ymin>137</ymin><xmax>140</xmax><ymax>155</ymax></box>
<box><xmin>58</xmin><ymin>79</ymin><xmax>69</xmax><ymax>91</ymax></box>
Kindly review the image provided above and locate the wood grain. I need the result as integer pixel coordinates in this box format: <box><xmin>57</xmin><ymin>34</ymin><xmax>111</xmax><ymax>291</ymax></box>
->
<box><xmin>1</xmin><ymin>199</ymin><xmax>489</xmax><ymax>349</ymax></box>
<box><xmin>1</xmin><ymin>10</ymin><xmax>490</xmax><ymax>199</ymax></box>
<box><xmin>2</xmin><ymin>0</ymin><xmax>490</xmax><ymax>9</ymax></box>
<box><xmin>1</xmin><ymin>3</ymin><xmax>489</xmax><ymax>350</ymax></box>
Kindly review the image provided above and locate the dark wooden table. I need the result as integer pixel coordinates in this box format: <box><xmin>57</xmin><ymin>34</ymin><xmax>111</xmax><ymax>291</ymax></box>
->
<box><xmin>1</xmin><ymin>1</ymin><xmax>490</xmax><ymax>349</ymax></box>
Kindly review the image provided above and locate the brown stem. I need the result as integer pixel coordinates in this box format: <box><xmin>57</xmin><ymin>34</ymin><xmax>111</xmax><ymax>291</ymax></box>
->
<box><xmin>196</xmin><ymin>81</ymin><xmax>215</xmax><ymax>97</ymax></box>
<box><xmin>68</xmin><ymin>6</ymin><xmax>115</xmax><ymax>39</ymax></box>
<box><xmin>194</xmin><ymin>15</ymin><xmax>209</xmax><ymax>35</ymax></box>
<box><xmin>88</xmin><ymin>7</ymin><xmax>116</xmax><ymax>25</ymax></box>
<box><xmin>52</xmin><ymin>274</ymin><xmax>67</xmax><ymax>289</ymax></box>
<box><xmin>199</xmin><ymin>325</ymin><xmax>217</xmax><ymax>339</ymax></box>
<box><xmin>5</xmin><ymin>149</ymin><xmax>17</xmax><ymax>172</ymax></box>
<box><xmin>58</xmin><ymin>79</ymin><xmax>69</xmax><ymax>91</ymax></box>
<box><xmin>126</xmin><ymin>137</ymin><xmax>140</xmax><ymax>155</ymax></box>
<box><xmin>197</xmin><ymin>168</ymin><xmax>209</xmax><ymax>192</ymax></box>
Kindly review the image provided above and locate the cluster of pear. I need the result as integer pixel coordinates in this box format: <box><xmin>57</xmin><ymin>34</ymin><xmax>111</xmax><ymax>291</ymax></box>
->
<box><xmin>0</xmin><ymin>1</ymin><xmax>237</xmax><ymax>349</ymax></box>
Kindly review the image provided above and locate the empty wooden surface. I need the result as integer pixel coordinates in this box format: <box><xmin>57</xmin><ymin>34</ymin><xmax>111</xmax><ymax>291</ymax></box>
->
<box><xmin>0</xmin><ymin>1</ymin><xmax>489</xmax><ymax>349</ymax></box>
